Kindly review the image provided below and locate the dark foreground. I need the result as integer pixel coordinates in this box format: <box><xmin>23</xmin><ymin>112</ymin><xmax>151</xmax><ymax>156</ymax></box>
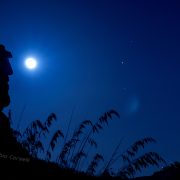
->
<box><xmin>0</xmin><ymin>154</ymin><xmax>180</xmax><ymax>180</ymax></box>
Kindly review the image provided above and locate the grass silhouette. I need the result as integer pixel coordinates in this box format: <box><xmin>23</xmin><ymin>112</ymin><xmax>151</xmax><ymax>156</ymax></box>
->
<box><xmin>11</xmin><ymin>109</ymin><xmax>167</xmax><ymax>178</ymax></box>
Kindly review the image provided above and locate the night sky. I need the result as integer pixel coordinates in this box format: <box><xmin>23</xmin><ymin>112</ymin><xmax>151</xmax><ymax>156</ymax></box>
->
<box><xmin>1</xmin><ymin>0</ymin><xmax>180</xmax><ymax>176</ymax></box>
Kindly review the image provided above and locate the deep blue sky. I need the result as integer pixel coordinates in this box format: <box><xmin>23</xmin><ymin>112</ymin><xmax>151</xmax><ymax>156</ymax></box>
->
<box><xmin>1</xmin><ymin>0</ymin><xmax>180</xmax><ymax>176</ymax></box>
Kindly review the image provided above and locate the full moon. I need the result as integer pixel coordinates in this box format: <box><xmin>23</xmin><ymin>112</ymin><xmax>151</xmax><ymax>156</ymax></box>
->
<box><xmin>25</xmin><ymin>57</ymin><xmax>38</xmax><ymax>70</ymax></box>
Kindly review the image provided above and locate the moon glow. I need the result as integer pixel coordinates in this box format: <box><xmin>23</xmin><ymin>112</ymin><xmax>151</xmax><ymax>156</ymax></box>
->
<box><xmin>25</xmin><ymin>57</ymin><xmax>37</xmax><ymax>70</ymax></box>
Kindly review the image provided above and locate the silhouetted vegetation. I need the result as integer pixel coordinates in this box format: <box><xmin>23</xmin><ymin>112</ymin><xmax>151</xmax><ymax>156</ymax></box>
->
<box><xmin>10</xmin><ymin>109</ymin><xmax>169</xmax><ymax>179</ymax></box>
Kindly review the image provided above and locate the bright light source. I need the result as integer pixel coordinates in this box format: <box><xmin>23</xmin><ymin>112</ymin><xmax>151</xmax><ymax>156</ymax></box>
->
<box><xmin>25</xmin><ymin>57</ymin><xmax>37</xmax><ymax>70</ymax></box>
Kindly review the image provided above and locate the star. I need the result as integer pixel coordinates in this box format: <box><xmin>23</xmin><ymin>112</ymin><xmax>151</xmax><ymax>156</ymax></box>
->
<box><xmin>121</xmin><ymin>57</ymin><xmax>128</xmax><ymax>65</ymax></box>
